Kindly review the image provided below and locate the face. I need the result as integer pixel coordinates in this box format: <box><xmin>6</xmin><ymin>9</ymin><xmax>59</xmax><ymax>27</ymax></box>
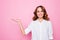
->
<box><xmin>37</xmin><ymin>7</ymin><xmax>44</xmax><ymax>19</ymax></box>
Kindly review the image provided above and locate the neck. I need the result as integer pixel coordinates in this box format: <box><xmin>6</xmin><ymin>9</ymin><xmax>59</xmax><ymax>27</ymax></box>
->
<box><xmin>38</xmin><ymin>17</ymin><xmax>44</xmax><ymax>22</ymax></box>
<box><xmin>38</xmin><ymin>17</ymin><xmax>43</xmax><ymax>20</ymax></box>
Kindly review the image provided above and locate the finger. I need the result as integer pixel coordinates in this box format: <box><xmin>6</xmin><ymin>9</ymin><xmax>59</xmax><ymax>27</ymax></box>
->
<box><xmin>11</xmin><ymin>19</ymin><xmax>17</xmax><ymax>22</ymax></box>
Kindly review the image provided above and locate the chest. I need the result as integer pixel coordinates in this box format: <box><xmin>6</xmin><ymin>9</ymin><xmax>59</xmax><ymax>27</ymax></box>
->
<box><xmin>31</xmin><ymin>22</ymin><xmax>48</xmax><ymax>32</ymax></box>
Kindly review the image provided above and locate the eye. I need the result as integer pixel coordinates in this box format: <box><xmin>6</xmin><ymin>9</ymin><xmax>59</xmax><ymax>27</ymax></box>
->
<box><xmin>41</xmin><ymin>10</ymin><xmax>43</xmax><ymax>12</ymax></box>
<box><xmin>37</xmin><ymin>11</ymin><xmax>43</xmax><ymax>12</ymax></box>
<box><xmin>37</xmin><ymin>11</ymin><xmax>39</xmax><ymax>12</ymax></box>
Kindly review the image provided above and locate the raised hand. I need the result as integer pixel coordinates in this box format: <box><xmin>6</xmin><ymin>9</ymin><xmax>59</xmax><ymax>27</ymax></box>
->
<box><xmin>11</xmin><ymin>18</ymin><xmax>25</xmax><ymax>35</ymax></box>
<box><xmin>11</xmin><ymin>18</ymin><xmax>22</xmax><ymax>23</ymax></box>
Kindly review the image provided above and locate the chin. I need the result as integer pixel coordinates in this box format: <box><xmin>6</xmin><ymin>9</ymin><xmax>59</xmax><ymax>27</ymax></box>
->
<box><xmin>38</xmin><ymin>16</ymin><xmax>43</xmax><ymax>18</ymax></box>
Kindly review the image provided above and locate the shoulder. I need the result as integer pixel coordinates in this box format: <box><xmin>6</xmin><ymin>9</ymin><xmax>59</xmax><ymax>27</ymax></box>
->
<box><xmin>30</xmin><ymin>20</ymin><xmax>37</xmax><ymax>23</ymax></box>
<box><xmin>29</xmin><ymin>20</ymin><xmax>35</xmax><ymax>25</ymax></box>
<box><xmin>46</xmin><ymin>20</ymin><xmax>52</xmax><ymax>26</ymax></box>
<box><xmin>44</xmin><ymin>20</ymin><xmax>52</xmax><ymax>25</ymax></box>
<box><xmin>44</xmin><ymin>20</ymin><xmax>52</xmax><ymax>23</ymax></box>
<box><xmin>29</xmin><ymin>20</ymin><xmax>38</xmax><ymax>25</ymax></box>
<box><xmin>43</xmin><ymin>20</ymin><xmax>52</xmax><ymax>27</ymax></box>
<box><xmin>47</xmin><ymin>21</ymin><xmax>51</xmax><ymax>23</ymax></box>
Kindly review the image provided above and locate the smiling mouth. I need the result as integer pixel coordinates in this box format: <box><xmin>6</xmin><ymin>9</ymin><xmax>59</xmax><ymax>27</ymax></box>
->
<box><xmin>38</xmin><ymin>14</ymin><xmax>42</xmax><ymax>16</ymax></box>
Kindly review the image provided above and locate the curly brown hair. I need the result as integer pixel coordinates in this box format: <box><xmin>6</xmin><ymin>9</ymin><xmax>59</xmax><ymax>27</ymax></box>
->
<box><xmin>32</xmin><ymin>5</ymin><xmax>49</xmax><ymax>21</ymax></box>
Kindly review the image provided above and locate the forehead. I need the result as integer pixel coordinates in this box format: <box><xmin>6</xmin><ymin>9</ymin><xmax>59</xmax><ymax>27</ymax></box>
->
<box><xmin>37</xmin><ymin>7</ymin><xmax>42</xmax><ymax>11</ymax></box>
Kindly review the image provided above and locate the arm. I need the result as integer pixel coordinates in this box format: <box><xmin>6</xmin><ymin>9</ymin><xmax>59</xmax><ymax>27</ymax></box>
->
<box><xmin>11</xmin><ymin>19</ymin><xmax>26</xmax><ymax>35</ymax></box>
<box><xmin>48</xmin><ymin>21</ymin><xmax>54</xmax><ymax>40</ymax></box>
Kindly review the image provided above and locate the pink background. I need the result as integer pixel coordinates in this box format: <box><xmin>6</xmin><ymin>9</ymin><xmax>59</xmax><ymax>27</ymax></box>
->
<box><xmin>0</xmin><ymin>0</ymin><xmax>60</xmax><ymax>40</ymax></box>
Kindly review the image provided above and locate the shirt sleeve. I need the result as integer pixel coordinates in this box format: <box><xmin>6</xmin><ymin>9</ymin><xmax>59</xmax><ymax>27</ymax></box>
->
<box><xmin>48</xmin><ymin>21</ymin><xmax>54</xmax><ymax>39</ymax></box>
<box><xmin>25</xmin><ymin>21</ymin><xmax>33</xmax><ymax>35</ymax></box>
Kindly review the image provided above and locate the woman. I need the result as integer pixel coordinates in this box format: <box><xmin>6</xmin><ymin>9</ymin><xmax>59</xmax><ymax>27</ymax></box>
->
<box><xmin>12</xmin><ymin>5</ymin><xmax>53</xmax><ymax>40</ymax></box>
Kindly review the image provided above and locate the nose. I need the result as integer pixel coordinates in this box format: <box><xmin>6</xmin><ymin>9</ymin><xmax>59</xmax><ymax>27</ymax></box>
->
<box><xmin>38</xmin><ymin>13</ymin><xmax>42</xmax><ymax>16</ymax></box>
<box><xmin>38</xmin><ymin>12</ymin><xmax>42</xmax><ymax>14</ymax></box>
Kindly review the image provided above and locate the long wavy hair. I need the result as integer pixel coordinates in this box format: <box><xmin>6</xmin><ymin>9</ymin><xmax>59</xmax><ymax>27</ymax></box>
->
<box><xmin>32</xmin><ymin>5</ymin><xmax>49</xmax><ymax>21</ymax></box>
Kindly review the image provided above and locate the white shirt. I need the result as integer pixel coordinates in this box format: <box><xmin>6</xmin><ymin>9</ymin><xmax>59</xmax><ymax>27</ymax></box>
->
<box><xmin>25</xmin><ymin>19</ymin><xmax>53</xmax><ymax>40</ymax></box>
